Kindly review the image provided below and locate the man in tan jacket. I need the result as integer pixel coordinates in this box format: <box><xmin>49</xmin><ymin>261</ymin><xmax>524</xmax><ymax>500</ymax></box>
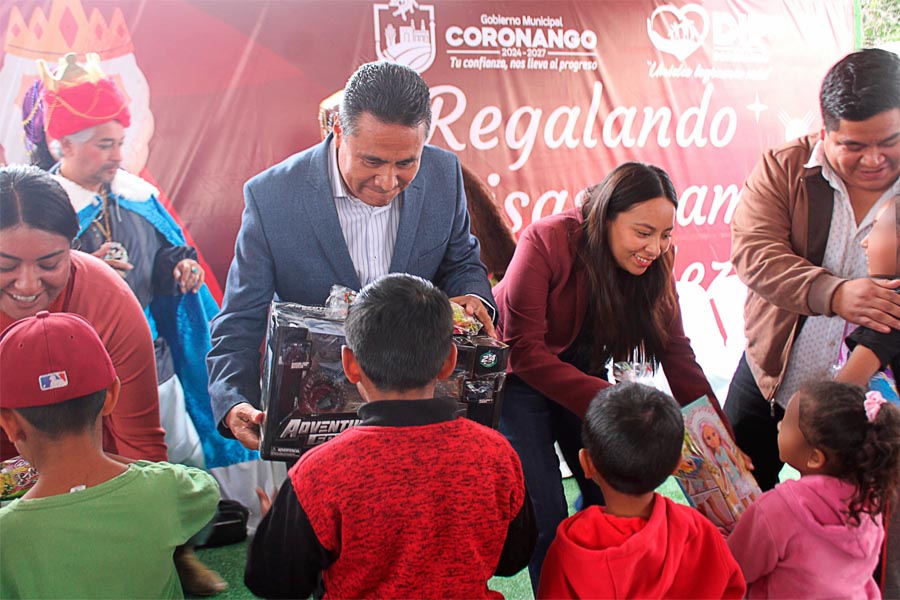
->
<box><xmin>727</xmin><ymin>48</ymin><xmax>900</xmax><ymax>491</ymax></box>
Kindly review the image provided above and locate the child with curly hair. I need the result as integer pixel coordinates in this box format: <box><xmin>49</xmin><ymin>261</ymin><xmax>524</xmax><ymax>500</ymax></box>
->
<box><xmin>728</xmin><ymin>381</ymin><xmax>900</xmax><ymax>598</ymax></box>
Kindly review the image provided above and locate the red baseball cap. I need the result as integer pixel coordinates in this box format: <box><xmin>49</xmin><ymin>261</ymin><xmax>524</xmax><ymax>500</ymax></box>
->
<box><xmin>0</xmin><ymin>311</ymin><xmax>116</xmax><ymax>409</ymax></box>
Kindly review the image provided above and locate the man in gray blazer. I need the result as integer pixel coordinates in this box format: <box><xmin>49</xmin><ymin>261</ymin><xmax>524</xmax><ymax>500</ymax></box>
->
<box><xmin>207</xmin><ymin>62</ymin><xmax>496</xmax><ymax>450</ymax></box>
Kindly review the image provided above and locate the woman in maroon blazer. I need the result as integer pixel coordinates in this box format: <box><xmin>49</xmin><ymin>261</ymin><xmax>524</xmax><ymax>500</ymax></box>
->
<box><xmin>495</xmin><ymin>162</ymin><xmax>724</xmax><ymax>591</ymax></box>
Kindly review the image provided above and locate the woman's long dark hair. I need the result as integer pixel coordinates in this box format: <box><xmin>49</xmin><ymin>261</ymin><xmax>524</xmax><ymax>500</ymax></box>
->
<box><xmin>578</xmin><ymin>162</ymin><xmax>678</xmax><ymax>371</ymax></box>
<box><xmin>0</xmin><ymin>164</ymin><xmax>79</xmax><ymax>240</ymax></box>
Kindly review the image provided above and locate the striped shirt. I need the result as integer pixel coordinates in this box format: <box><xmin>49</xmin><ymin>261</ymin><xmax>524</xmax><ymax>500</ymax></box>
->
<box><xmin>327</xmin><ymin>139</ymin><xmax>402</xmax><ymax>287</ymax></box>
<box><xmin>773</xmin><ymin>141</ymin><xmax>898</xmax><ymax>407</ymax></box>
<box><xmin>326</xmin><ymin>139</ymin><xmax>493</xmax><ymax>320</ymax></box>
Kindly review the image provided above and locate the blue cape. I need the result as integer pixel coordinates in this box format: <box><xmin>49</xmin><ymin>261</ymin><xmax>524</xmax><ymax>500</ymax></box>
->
<box><xmin>77</xmin><ymin>194</ymin><xmax>258</xmax><ymax>469</ymax></box>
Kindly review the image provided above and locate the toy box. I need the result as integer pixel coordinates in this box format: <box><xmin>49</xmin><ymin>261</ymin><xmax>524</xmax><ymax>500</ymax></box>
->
<box><xmin>259</xmin><ymin>303</ymin><xmax>363</xmax><ymax>460</ymax></box>
<box><xmin>450</xmin><ymin>335</ymin><xmax>508</xmax><ymax>429</ymax></box>
<box><xmin>259</xmin><ymin>302</ymin><xmax>509</xmax><ymax>461</ymax></box>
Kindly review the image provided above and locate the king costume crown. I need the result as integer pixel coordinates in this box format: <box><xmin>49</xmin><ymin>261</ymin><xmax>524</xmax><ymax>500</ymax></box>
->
<box><xmin>36</xmin><ymin>51</ymin><xmax>131</xmax><ymax>140</ymax></box>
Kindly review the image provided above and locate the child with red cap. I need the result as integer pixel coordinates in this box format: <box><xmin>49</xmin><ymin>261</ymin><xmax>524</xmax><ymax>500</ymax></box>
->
<box><xmin>0</xmin><ymin>311</ymin><xmax>220</xmax><ymax>599</ymax></box>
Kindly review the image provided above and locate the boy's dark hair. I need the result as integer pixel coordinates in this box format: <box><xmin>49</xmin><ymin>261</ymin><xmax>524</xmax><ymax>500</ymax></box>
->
<box><xmin>340</xmin><ymin>61</ymin><xmax>432</xmax><ymax>135</ymax></box>
<box><xmin>582</xmin><ymin>382</ymin><xmax>684</xmax><ymax>495</ymax></box>
<box><xmin>344</xmin><ymin>273</ymin><xmax>452</xmax><ymax>392</ymax></box>
<box><xmin>798</xmin><ymin>380</ymin><xmax>900</xmax><ymax>525</ymax></box>
<box><xmin>820</xmin><ymin>48</ymin><xmax>900</xmax><ymax>132</ymax></box>
<box><xmin>15</xmin><ymin>389</ymin><xmax>107</xmax><ymax>437</ymax></box>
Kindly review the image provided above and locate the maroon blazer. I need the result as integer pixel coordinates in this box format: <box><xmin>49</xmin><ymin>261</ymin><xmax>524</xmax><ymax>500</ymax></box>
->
<box><xmin>495</xmin><ymin>208</ymin><xmax>717</xmax><ymax>419</ymax></box>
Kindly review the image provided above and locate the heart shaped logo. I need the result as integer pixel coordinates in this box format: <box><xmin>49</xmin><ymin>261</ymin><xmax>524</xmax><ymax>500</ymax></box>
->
<box><xmin>646</xmin><ymin>3</ymin><xmax>710</xmax><ymax>62</ymax></box>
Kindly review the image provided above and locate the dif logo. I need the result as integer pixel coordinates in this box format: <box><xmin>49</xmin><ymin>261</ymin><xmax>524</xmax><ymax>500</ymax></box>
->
<box><xmin>647</xmin><ymin>3</ymin><xmax>775</xmax><ymax>62</ymax></box>
<box><xmin>646</xmin><ymin>4</ymin><xmax>709</xmax><ymax>62</ymax></box>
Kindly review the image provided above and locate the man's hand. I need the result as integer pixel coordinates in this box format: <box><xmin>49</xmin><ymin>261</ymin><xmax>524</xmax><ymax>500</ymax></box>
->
<box><xmin>91</xmin><ymin>242</ymin><xmax>133</xmax><ymax>279</ymax></box>
<box><xmin>449</xmin><ymin>294</ymin><xmax>496</xmax><ymax>338</ymax></box>
<box><xmin>831</xmin><ymin>278</ymin><xmax>900</xmax><ymax>333</ymax></box>
<box><xmin>225</xmin><ymin>402</ymin><xmax>265</xmax><ymax>450</ymax></box>
<box><xmin>173</xmin><ymin>259</ymin><xmax>205</xmax><ymax>294</ymax></box>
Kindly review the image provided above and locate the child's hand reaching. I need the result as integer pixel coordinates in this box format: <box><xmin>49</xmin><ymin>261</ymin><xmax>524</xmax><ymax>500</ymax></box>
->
<box><xmin>256</xmin><ymin>485</ymin><xmax>279</xmax><ymax>517</ymax></box>
<box><xmin>738</xmin><ymin>448</ymin><xmax>754</xmax><ymax>471</ymax></box>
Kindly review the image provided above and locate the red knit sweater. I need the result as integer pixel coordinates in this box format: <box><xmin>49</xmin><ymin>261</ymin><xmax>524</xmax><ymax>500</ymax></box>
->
<box><xmin>245</xmin><ymin>397</ymin><xmax>535</xmax><ymax>599</ymax></box>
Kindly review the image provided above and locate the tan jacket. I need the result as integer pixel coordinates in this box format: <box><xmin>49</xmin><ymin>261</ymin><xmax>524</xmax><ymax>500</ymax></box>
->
<box><xmin>731</xmin><ymin>135</ymin><xmax>845</xmax><ymax>400</ymax></box>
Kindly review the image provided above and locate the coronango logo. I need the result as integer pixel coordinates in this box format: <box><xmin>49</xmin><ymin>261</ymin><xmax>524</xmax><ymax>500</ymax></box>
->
<box><xmin>646</xmin><ymin>3</ymin><xmax>709</xmax><ymax>62</ymax></box>
<box><xmin>374</xmin><ymin>0</ymin><xmax>436</xmax><ymax>74</ymax></box>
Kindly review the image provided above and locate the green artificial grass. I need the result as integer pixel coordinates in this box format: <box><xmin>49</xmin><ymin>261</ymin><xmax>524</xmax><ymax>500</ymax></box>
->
<box><xmin>192</xmin><ymin>475</ymin><xmax>694</xmax><ymax>600</ymax></box>
<box><xmin>193</xmin><ymin>541</ymin><xmax>255</xmax><ymax>600</ymax></box>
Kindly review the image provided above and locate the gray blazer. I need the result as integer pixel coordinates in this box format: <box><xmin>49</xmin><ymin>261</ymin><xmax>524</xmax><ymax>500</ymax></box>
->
<box><xmin>207</xmin><ymin>136</ymin><xmax>494</xmax><ymax>424</ymax></box>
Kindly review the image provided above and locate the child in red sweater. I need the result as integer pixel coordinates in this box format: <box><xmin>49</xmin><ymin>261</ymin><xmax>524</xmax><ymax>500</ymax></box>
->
<box><xmin>244</xmin><ymin>274</ymin><xmax>535</xmax><ymax>599</ymax></box>
<box><xmin>538</xmin><ymin>383</ymin><xmax>745</xmax><ymax>599</ymax></box>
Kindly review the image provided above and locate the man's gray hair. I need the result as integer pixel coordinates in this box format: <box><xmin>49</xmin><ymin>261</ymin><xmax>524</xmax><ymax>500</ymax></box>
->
<box><xmin>50</xmin><ymin>126</ymin><xmax>97</xmax><ymax>158</ymax></box>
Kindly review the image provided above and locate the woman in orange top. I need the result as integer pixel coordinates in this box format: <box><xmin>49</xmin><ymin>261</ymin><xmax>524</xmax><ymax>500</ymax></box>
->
<box><xmin>0</xmin><ymin>164</ymin><xmax>165</xmax><ymax>461</ymax></box>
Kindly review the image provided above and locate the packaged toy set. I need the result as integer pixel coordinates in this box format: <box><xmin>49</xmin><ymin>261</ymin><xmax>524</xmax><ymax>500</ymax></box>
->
<box><xmin>259</xmin><ymin>297</ymin><xmax>507</xmax><ymax>461</ymax></box>
<box><xmin>438</xmin><ymin>334</ymin><xmax>509</xmax><ymax>430</ymax></box>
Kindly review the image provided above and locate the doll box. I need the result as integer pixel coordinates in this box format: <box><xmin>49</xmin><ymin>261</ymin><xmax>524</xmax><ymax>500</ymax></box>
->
<box><xmin>673</xmin><ymin>396</ymin><xmax>762</xmax><ymax>532</ymax></box>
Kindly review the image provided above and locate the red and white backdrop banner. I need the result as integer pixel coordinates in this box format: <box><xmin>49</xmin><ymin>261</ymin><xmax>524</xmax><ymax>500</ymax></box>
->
<box><xmin>1</xmin><ymin>0</ymin><xmax>855</xmax><ymax>393</ymax></box>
